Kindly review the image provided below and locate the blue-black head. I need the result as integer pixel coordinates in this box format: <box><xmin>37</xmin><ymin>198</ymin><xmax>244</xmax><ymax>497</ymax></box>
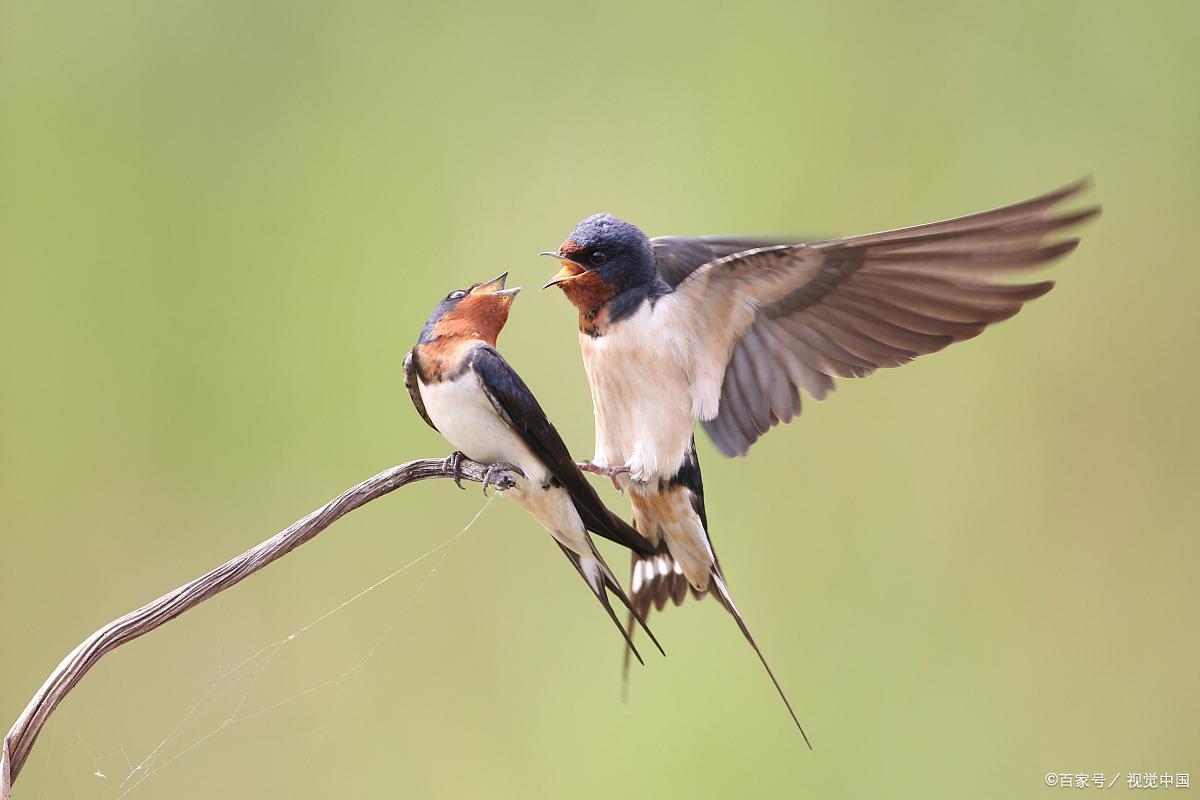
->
<box><xmin>540</xmin><ymin>213</ymin><xmax>658</xmax><ymax>293</ymax></box>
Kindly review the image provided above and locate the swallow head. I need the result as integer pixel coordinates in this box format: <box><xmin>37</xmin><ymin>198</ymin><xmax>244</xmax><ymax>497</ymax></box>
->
<box><xmin>540</xmin><ymin>214</ymin><xmax>656</xmax><ymax>298</ymax></box>
<box><xmin>418</xmin><ymin>272</ymin><xmax>521</xmax><ymax>347</ymax></box>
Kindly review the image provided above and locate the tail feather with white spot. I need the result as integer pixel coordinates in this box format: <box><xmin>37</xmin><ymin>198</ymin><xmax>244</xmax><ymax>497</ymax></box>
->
<box><xmin>622</xmin><ymin>553</ymin><xmax>810</xmax><ymax>746</ymax></box>
<box><xmin>621</xmin><ymin>545</ymin><xmax>704</xmax><ymax>685</ymax></box>
<box><xmin>620</xmin><ymin>441</ymin><xmax>810</xmax><ymax>744</ymax></box>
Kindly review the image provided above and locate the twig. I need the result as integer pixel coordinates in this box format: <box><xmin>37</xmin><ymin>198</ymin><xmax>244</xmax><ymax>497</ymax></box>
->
<box><xmin>0</xmin><ymin>455</ymin><xmax>518</xmax><ymax>800</ymax></box>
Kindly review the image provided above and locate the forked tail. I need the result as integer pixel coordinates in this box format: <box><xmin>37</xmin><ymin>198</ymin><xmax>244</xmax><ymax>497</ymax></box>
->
<box><xmin>621</xmin><ymin>546</ymin><xmax>700</xmax><ymax>688</ymax></box>
<box><xmin>622</xmin><ymin>551</ymin><xmax>810</xmax><ymax>747</ymax></box>
<box><xmin>555</xmin><ymin>542</ymin><xmax>664</xmax><ymax>665</ymax></box>
<box><xmin>708</xmin><ymin>571</ymin><xmax>811</xmax><ymax>748</ymax></box>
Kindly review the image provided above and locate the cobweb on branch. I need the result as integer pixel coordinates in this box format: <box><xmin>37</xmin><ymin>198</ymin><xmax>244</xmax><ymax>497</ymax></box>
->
<box><xmin>83</xmin><ymin>495</ymin><xmax>499</xmax><ymax>799</ymax></box>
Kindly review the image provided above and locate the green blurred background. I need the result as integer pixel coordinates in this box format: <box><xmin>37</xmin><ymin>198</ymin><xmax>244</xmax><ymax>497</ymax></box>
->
<box><xmin>2</xmin><ymin>1</ymin><xmax>1197</xmax><ymax>798</ymax></box>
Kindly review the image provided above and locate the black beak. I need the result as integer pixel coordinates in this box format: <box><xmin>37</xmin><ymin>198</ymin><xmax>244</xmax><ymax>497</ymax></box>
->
<box><xmin>472</xmin><ymin>272</ymin><xmax>510</xmax><ymax>294</ymax></box>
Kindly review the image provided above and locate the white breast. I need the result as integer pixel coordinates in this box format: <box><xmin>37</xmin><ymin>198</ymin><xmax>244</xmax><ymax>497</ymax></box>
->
<box><xmin>580</xmin><ymin>299</ymin><xmax>697</xmax><ymax>482</ymax></box>
<box><xmin>418</xmin><ymin>370</ymin><xmax>547</xmax><ymax>483</ymax></box>
<box><xmin>418</xmin><ymin>369</ymin><xmax>593</xmax><ymax>556</ymax></box>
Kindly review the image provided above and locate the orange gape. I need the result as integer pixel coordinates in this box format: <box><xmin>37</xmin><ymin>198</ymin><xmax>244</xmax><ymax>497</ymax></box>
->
<box><xmin>544</xmin><ymin>238</ymin><xmax>619</xmax><ymax>334</ymax></box>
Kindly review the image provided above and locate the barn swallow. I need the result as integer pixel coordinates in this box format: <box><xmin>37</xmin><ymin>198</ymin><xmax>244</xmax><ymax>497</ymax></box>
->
<box><xmin>543</xmin><ymin>180</ymin><xmax>1100</xmax><ymax>742</ymax></box>
<box><xmin>403</xmin><ymin>272</ymin><xmax>664</xmax><ymax>663</ymax></box>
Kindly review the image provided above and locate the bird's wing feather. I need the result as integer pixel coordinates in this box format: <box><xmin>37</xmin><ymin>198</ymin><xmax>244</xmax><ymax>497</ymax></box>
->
<box><xmin>670</xmin><ymin>179</ymin><xmax>1099</xmax><ymax>456</ymax></box>
<box><xmin>469</xmin><ymin>346</ymin><xmax>655</xmax><ymax>556</ymax></box>
<box><xmin>403</xmin><ymin>350</ymin><xmax>438</xmax><ymax>432</ymax></box>
<box><xmin>652</xmin><ymin>235</ymin><xmax>800</xmax><ymax>288</ymax></box>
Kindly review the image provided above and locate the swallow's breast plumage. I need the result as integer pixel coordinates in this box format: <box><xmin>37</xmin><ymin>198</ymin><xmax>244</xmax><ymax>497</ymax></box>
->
<box><xmin>418</xmin><ymin>369</ymin><xmax>541</xmax><ymax>475</ymax></box>
<box><xmin>417</xmin><ymin>364</ymin><xmax>592</xmax><ymax>557</ymax></box>
<box><xmin>579</xmin><ymin>298</ymin><xmax>698</xmax><ymax>482</ymax></box>
<box><xmin>579</xmin><ymin>296</ymin><xmax>721</xmax><ymax>591</ymax></box>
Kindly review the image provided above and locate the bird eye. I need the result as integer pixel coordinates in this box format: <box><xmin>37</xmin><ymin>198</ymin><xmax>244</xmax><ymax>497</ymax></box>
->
<box><xmin>448</xmin><ymin>290</ymin><xmax>467</xmax><ymax>300</ymax></box>
<box><xmin>588</xmin><ymin>251</ymin><xmax>607</xmax><ymax>266</ymax></box>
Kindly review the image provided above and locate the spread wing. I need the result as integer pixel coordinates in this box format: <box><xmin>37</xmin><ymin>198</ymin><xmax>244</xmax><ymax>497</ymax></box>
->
<box><xmin>670</xmin><ymin>179</ymin><xmax>1100</xmax><ymax>457</ymax></box>
<box><xmin>652</xmin><ymin>235</ymin><xmax>800</xmax><ymax>288</ymax></box>
<box><xmin>470</xmin><ymin>346</ymin><xmax>655</xmax><ymax>556</ymax></box>
<box><xmin>403</xmin><ymin>350</ymin><xmax>438</xmax><ymax>432</ymax></box>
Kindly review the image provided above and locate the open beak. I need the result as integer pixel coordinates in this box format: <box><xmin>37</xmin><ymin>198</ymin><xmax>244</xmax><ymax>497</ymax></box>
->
<box><xmin>539</xmin><ymin>252</ymin><xmax>587</xmax><ymax>290</ymax></box>
<box><xmin>473</xmin><ymin>272</ymin><xmax>508</xmax><ymax>293</ymax></box>
<box><xmin>472</xmin><ymin>272</ymin><xmax>522</xmax><ymax>298</ymax></box>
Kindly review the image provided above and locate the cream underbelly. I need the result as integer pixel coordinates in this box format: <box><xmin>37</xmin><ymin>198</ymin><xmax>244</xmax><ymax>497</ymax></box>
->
<box><xmin>580</xmin><ymin>304</ymin><xmax>697</xmax><ymax>482</ymax></box>
<box><xmin>577</xmin><ymin>300</ymin><xmax>722</xmax><ymax>590</ymax></box>
<box><xmin>418</xmin><ymin>371</ymin><xmax>591</xmax><ymax>557</ymax></box>
<box><xmin>419</xmin><ymin>372</ymin><xmax>541</xmax><ymax>473</ymax></box>
<box><xmin>506</xmin><ymin>484</ymin><xmax>593</xmax><ymax>558</ymax></box>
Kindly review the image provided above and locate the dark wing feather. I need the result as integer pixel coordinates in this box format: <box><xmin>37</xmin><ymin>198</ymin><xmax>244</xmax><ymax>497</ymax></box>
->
<box><xmin>652</xmin><ymin>235</ymin><xmax>802</xmax><ymax>288</ymax></box>
<box><xmin>403</xmin><ymin>350</ymin><xmax>437</xmax><ymax>432</ymax></box>
<box><xmin>469</xmin><ymin>346</ymin><xmax>655</xmax><ymax>556</ymax></box>
<box><xmin>675</xmin><ymin>180</ymin><xmax>1099</xmax><ymax>456</ymax></box>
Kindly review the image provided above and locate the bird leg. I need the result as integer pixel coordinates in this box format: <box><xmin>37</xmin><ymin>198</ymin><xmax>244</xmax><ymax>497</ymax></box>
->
<box><xmin>481</xmin><ymin>462</ymin><xmax>523</xmax><ymax>496</ymax></box>
<box><xmin>578</xmin><ymin>461</ymin><xmax>631</xmax><ymax>491</ymax></box>
<box><xmin>444</xmin><ymin>450</ymin><xmax>467</xmax><ymax>490</ymax></box>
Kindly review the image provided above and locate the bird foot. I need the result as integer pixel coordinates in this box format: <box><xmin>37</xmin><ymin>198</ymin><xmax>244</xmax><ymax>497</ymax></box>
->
<box><xmin>444</xmin><ymin>451</ymin><xmax>468</xmax><ymax>490</ymax></box>
<box><xmin>579</xmin><ymin>461</ymin><xmax>631</xmax><ymax>491</ymax></box>
<box><xmin>482</xmin><ymin>462</ymin><xmax>523</xmax><ymax>496</ymax></box>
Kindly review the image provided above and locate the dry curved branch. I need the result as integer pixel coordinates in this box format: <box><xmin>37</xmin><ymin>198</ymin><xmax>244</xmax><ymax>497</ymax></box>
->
<box><xmin>0</xmin><ymin>454</ymin><xmax>518</xmax><ymax>800</ymax></box>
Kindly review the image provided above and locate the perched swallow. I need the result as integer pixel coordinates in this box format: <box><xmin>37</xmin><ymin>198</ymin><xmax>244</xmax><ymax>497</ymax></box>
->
<box><xmin>543</xmin><ymin>180</ymin><xmax>1100</xmax><ymax>741</ymax></box>
<box><xmin>403</xmin><ymin>273</ymin><xmax>664</xmax><ymax>663</ymax></box>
